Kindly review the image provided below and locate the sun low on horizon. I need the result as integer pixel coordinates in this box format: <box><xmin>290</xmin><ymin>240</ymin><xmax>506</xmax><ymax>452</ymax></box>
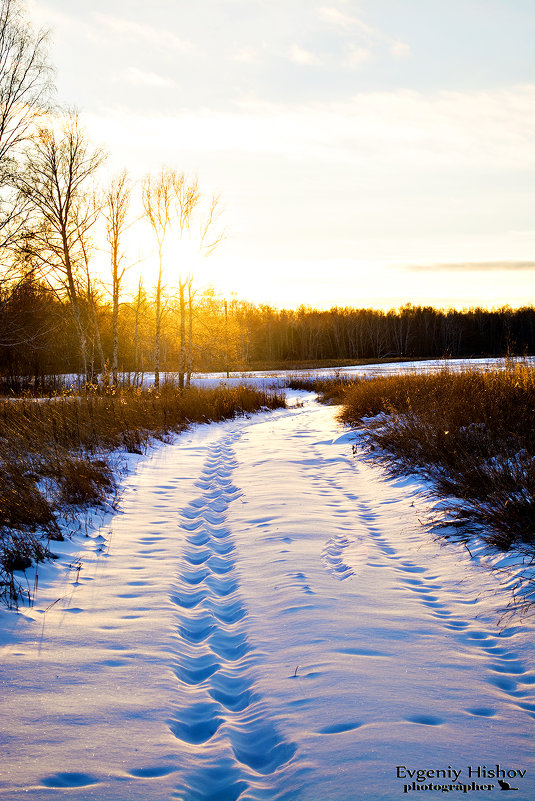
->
<box><xmin>27</xmin><ymin>0</ymin><xmax>535</xmax><ymax>311</ymax></box>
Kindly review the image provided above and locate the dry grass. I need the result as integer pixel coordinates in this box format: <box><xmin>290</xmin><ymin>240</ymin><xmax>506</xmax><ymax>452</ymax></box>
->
<box><xmin>287</xmin><ymin>374</ymin><xmax>356</xmax><ymax>401</ymax></box>
<box><xmin>0</xmin><ymin>383</ymin><xmax>285</xmax><ymax>605</ymax></box>
<box><xmin>303</xmin><ymin>364</ymin><xmax>535</xmax><ymax>552</ymax></box>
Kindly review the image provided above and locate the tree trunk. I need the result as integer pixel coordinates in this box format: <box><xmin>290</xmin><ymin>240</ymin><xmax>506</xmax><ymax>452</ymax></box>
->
<box><xmin>186</xmin><ymin>280</ymin><xmax>193</xmax><ymax>388</ymax></box>
<box><xmin>154</xmin><ymin>267</ymin><xmax>162</xmax><ymax>390</ymax></box>
<box><xmin>224</xmin><ymin>299</ymin><xmax>229</xmax><ymax>377</ymax></box>
<box><xmin>134</xmin><ymin>279</ymin><xmax>142</xmax><ymax>386</ymax></box>
<box><xmin>178</xmin><ymin>278</ymin><xmax>186</xmax><ymax>389</ymax></box>
<box><xmin>90</xmin><ymin>296</ymin><xmax>105</xmax><ymax>379</ymax></box>
<box><xmin>112</xmin><ymin>267</ymin><xmax>119</xmax><ymax>386</ymax></box>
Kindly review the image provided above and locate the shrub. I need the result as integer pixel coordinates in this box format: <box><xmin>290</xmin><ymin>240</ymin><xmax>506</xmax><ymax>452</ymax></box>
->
<box><xmin>333</xmin><ymin>365</ymin><xmax>535</xmax><ymax>551</ymax></box>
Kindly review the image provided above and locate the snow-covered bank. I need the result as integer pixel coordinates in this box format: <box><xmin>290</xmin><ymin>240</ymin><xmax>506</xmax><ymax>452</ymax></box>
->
<box><xmin>189</xmin><ymin>356</ymin><xmax>535</xmax><ymax>390</ymax></box>
<box><xmin>0</xmin><ymin>394</ymin><xmax>533</xmax><ymax>800</ymax></box>
<box><xmin>53</xmin><ymin>356</ymin><xmax>535</xmax><ymax>394</ymax></box>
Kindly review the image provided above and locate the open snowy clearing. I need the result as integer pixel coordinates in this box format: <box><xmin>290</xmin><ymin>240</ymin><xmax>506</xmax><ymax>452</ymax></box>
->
<box><xmin>0</xmin><ymin>391</ymin><xmax>534</xmax><ymax>800</ymax></box>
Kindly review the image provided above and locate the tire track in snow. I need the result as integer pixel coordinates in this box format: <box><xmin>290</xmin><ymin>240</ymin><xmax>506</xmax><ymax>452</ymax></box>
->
<box><xmin>310</xmin><ymin>437</ymin><xmax>535</xmax><ymax>726</ymax></box>
<box><xmin>283</xmin><ymin>408</ymin><xmax>535</xmax><ymax>729</ymax></box>
<box><xmin>350</xmin><ymin>498</ymin><xmax>535</xmax><ymax>723</ymax></box>
<box><xmin>169</xmin><ymin>428</ymin><xmax>297</xmax><ymax>801</ymax></box>
<box><xmin>294</xmin><ymin>416</ymin><xmax>371</xmax><ymax>584</ymax></box>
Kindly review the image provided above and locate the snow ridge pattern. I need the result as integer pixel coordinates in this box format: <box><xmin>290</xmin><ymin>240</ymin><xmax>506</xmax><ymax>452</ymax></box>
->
<box><xmin>311</xmin><ymin>457</ymin><xmax>534</xmax><ymax>724</ymax></box>
<box><xmin>170</xmin><ymin>431</ymin><xmax>297</xmax><ymax>800</ymax></box>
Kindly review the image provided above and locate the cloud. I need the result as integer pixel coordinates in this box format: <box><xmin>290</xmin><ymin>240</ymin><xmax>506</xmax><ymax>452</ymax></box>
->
<box><xmin>409</xmin><ymin>261</ymin><xmax>535</xmax><ymax>272</ymax></box>
<box><xmin>87</xmin><ymin>83</ymin><xmax>535</xmax><ymax>179</ymax></box>
<box><xmin>390</xmin><ymin>40</ymin><xmax>411</xmax><ymax>58</ymax></box>
<box><xmin>319</xmin><ymin>6</ymin><xmax>411</xmax><ymax>66</ymax></box>
<box><xmin>94</xmin><ymin>14</ymin><xmax>194</xmax><ymax>52</ymax></box>
<box><xmin>233</xmin><ymin>47</ymin><xmax>259</xmax><ymax>63</ymax></box>
<box><xmin>85</xmin><ymin>84</ymin><xmax>535</xmax><ymax>195</ymax></box>
<box><xmin>27</xmin><ymin>0</ymin><xmax>94</xmax><ymax>42</ymax></box>
<box><xmin>346</xmin><ymin>46</ymin><xmax>371</xmax><ymax>67</ymax></box>
<box><xmin>121</xmin><ymin>68</ymin><xmax>176</xmax><ymax>88</ymax></box>
<box><xmin>289</xmin><ymin>44</ymin><xmax>322</xmax><ymax>66</ymax></box>
<box><xmin>318</xmin><ymin>6</ymin><xmax>376</xmax><ymax>38</ymax></box>
<box><xmin>228</xmin><ymin>85</ymin><xmax>535</xmax><ymax>171</ymax></box>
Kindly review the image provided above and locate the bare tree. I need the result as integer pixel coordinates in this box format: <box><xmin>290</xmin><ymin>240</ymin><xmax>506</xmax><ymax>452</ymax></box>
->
<box><xmin>0</xmin><ymin>0</ymin><xmax>53</xmax><ymax>361</ymax></box>
<box><xmin>104</xmin><ymin>169</ymin><xmax>131</xmax><ymax>386</ymax></box>
<box><xmin>199</xmin><ymin>193</ymin><xmax>224</xmax><ymax>256</ymax></box>
<box><xmin>0</xmin><ymin>0</ymin><xmax>53</xmax><ymax>291</ymax></box>
<box><xmin>185</xmin><ymin>276</ymin><xmax>195</xmax><ymax>386</ymax></box>
<box><xmin>16</xmin><ymin>112</ymin><xmax>106</xmax><ymax>377</ymax></box>
<box><xmin>133</xmin><ymin>276</ymin><xmax>145</xmax><ymax>384</ymax></box>
<box><xmin>172</xmin><ymin>173</ymin><xmax>200</xmax><ymax>388</ymax></box>
<box><xmin>185</xmin><ymin>193</ymin><xmax>225</xmax><ymax>384</ymax></box>
<box><xmin>143</xmin><ymin>168</ymin><xmax>224</xmax><ymax>388</ymax></box>
<box><xmin>171</xmin><ymin>180</ymin><xmax>225</xmax><ymax>387</ymax></box>
<box><xmin>142</xmin><ymin>169</ymin><xmax>173</xmax><ymax>391</ymax></box>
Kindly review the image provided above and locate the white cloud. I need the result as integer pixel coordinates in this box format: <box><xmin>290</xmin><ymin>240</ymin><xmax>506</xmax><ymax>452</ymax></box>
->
<box><xmin>83</xmin><ymin>84</ymin><xmax>535</xmax><ymax>308</ymax></box>
<box><xmin>88</xmin><ymin>84</ymin><xmax>535</xmax><ymax>174</ymax></box>
<box><xmin>233</xmin><ymin>47</ymin><xmax>258</xmax><ymax>63</ymax></box>
<box><xmin>390</xmin><ymin>40</ymin><xmax>411</xmax><ymax>58</ymax></box>
<box><xmin>319</xmin><ymin>6</ymin><xmax>356</xmax><ymax>27</ymax></box>
<box><xmin>318</xmin><ymin>6</ymin><xmax>376</xmax><ymax>38</ymax></box>
<box><xmin>289</xmin><ymin>44</ymin><xmax>322</xmax><ymax>65</ymax></box>
<box><xmin>319</xmin><ymin>6</ymin><xmax>412</xmax><ymax>65</ymax></box>
<box><xmin>346</xmin><ymin>46</ymin><xmax>371</xmax><ymax>67</ymax></box>
<box><xmin>94</xmin><ymin>14</ymin><xmax>194</xmax><ymax>52</ymax></box>
<box><xmin>121</xmin><ymin>68</ymin><xmax>176</xmax><ymax>88</ymax></box>
<box><xmin>27</xmin><ymin>0</ymin><xmax>94</xmax><ymax>42</ymax></box>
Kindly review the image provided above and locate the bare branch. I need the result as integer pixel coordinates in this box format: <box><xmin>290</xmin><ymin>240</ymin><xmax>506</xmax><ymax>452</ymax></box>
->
<box><xmin>199</xmin><ymin>193</ymin><xmax>226</xmax><ymax>256</ymax></box>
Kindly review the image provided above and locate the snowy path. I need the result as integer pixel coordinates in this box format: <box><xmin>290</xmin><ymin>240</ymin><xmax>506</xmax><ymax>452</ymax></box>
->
<box><xmin>1</xmin><ymin>395</ymin><xmax>534</xmax><ymax>800</ymax></box>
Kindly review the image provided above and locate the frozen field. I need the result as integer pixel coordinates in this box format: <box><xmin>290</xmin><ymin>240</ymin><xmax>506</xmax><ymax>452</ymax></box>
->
<box><xmin>0</xmin><ymin>388</ymin><xmax>534</xmax><ymax>800</ymax></box>
<box><xmin>56</xmin><ymin>355</ymin><xmax>535</xmax><ymax>393</ymax></box>
<box><xmin>190</xmin><ymin>356</ymin><xmax>535</xmax><ymax>389</ymax></box>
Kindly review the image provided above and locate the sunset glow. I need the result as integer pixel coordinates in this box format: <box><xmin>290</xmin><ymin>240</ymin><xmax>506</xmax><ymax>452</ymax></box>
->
<box><xmin>27</xmin><ymin>0</ymin><xmax>535</xmax><ymax>310</ymax></box>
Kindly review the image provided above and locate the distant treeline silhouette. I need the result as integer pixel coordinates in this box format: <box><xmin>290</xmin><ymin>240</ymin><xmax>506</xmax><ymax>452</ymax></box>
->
<box><xmin>0</xmin><ymin>277</ymin><xmax>535</xmax><ymax>380</ymax></box>
<box><xmin>1</xmin><ymin>278</ymin><xmax>533</xmax><ymax>384</ymax></box>
<box><xmin>242</xmin><ymin>303</ymin><xmax>535</xmax><ymax>363</ymax></box>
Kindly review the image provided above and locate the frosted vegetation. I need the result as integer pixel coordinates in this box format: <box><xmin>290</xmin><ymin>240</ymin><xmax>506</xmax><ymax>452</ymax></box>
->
<box><xmin>290</xmin><ymin>361</ymin><xmax>535</xmax><ymax>555</ymax></box>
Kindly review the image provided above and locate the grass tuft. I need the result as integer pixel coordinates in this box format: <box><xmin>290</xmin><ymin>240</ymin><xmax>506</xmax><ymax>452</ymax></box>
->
<box><xmin>303</xmin><ymin>364</ymin><xmax>535</xmax><ymax>553</ymax></box>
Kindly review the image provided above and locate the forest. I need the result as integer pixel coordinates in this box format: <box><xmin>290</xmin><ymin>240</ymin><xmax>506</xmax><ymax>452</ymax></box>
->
<box><xmin>1</xmin><ymin>281</ymin><xmax>535</xmax><ymax>389</ymax></box>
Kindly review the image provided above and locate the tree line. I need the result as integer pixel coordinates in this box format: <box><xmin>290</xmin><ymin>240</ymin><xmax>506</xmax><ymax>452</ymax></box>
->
<box><xmin>239</xmin><ymin>304</ymin><xmax>535</xmax><ymax>363</ymax></box>
<box><xmin>1</xmin><ymin>279</ymin><xmax>534</xmax><ymax>385</ymax></box>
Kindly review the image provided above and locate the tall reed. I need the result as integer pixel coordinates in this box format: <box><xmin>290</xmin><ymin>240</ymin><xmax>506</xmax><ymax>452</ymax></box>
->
<box><xmin>308</xmin><ymin>365</ymin><xmax>535</xmax><ymax>551</ymax></box>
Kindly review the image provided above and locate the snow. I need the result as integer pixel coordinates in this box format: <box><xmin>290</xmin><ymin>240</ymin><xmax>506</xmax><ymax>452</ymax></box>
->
<box><xmin>56</xmin><ymin>355</ymin><xmax>535</xmax><ymax>393</ymax></box>
<box><xmin>0</xmin><ymin>387</ymin><xmax>534</xmax><ymax>800</ymax></box>
<box><xmin>188</xmin><ymin>356</ymin><xmax>535</xmax><ymax>390</ymax></box>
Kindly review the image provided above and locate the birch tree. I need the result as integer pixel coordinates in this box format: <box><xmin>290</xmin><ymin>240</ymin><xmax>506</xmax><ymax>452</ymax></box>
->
<box><xmin>16</xmin><ymin>113</ymin><xmax>106</xmax><ymax>377</ymax></box>
<box><xmin>172</xmin><ymin>173</ymin><xmax>199</xmax><ymax>388</ymax></box>
<box><xmin>104</xmin><ymin>169</ymin><xmax>131</xmax><ymax>386</ymax></box>
<box><xmin>0</xmin><ymin>0</ymin><xmax>53</xmax><ymax>284</ymax></box>
<box><xmin>142</xmin><ymin>169</ymin><xmax>173</xmax><ymax>391</ymax></box>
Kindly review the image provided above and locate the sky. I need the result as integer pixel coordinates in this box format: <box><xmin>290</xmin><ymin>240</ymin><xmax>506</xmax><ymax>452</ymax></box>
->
<box><xmin>26</xmin><ymin>0</ymin><xmax>535</xmax><ymax>310</ymax></box>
